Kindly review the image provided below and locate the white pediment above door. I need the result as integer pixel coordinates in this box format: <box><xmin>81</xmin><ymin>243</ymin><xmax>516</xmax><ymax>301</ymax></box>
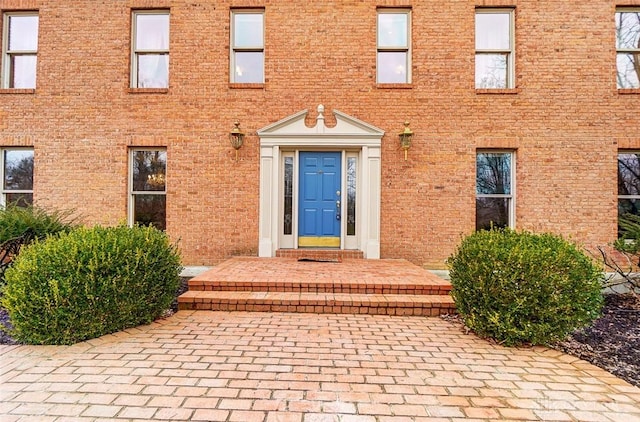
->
<box><xmin>257</xmin><ymin>105</ymin><xmax>384</xmax><ymax>147</ymax></box>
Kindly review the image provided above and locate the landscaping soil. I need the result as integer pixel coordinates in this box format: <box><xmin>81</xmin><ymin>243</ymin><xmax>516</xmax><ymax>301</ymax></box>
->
<box><xmin>554</xmin><ymin>293</ymin><xmax>640</xmax><ymax>388</ymax></box>
<box><xmin>1</xmin><ymin>291</ymin><xmax>639</xmax><ymax>388</ymax></box>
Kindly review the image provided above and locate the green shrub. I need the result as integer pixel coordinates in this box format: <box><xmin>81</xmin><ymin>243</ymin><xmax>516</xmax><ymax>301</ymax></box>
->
<box><xmin>448</xmin><ymin>228</ymin><xmax>604</xmax><ymax>346</ymax></box>
<box><xmin>1</xmin><ymin>225</ymin><xmax>182</xmax><ymax>345</ymax></box>
<box><xmin>614</xmin><ymin>213</ymin><xmax>640</xmax><ymax>254</ymax></box>
<box><xmin>0</xmin><ymin>204</ymin><xmax>76</xmax><ymax>244</ymax></box>
<box><xmin>0</xmin><ymin>204</ymin><xmax>77</xmax><ymax>291</ymax></box>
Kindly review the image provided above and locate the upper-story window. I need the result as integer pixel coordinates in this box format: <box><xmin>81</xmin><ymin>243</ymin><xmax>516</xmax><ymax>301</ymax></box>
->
<box><xmin>377</xmin><ymin>9</ymin><xmax>411</xmax><ymax>84</ymax></box>
<box><xmin>475</xmin><ymin>9</ymin><xmax>514</xmax><ymax>89</ymax></box>
<box><xmin>231</xmin><ymin>10</ymin><xmax>264</xmax><ymax>83</ymax></box>
<box><xmin>615</xmin><ymin>9</ymin><xmax>640</xmax><ymax>89</ymax></box>
<box><xmin>476</xmin><ymin>151</ymin><xmax>514</xmax><ymax>230</ymax></box>
<box><xmin>131</xmin><ymin>10</ymin><xmax>170</xmax><ymax>88</ymax></box>
<box><xmin>2</xmin><ymin>12</ymin><xmax>39</xmax><ymax>89</ymax></box>
<box><xmin>1</xmin><ymin>148</ymin><xmax>34</xmax><ymax>207</ymax></box>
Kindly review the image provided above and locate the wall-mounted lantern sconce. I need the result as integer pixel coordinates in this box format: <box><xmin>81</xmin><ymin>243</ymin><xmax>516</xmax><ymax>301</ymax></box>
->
<box><xmin>399</xmin><ymin>121</ymin><xmax>413</xmax><ymax>161</ymax></box>
<box><xmin>229</xmin><ymin>120</ymin><xmax>245</xmax><ymax>161</ymax></box>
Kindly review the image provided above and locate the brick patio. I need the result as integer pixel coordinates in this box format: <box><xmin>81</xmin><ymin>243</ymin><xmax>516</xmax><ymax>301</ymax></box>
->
<box><xmin>2</xmin><ymin>311</ymin><xmax>640</xmax><ymax>421</ymax></box>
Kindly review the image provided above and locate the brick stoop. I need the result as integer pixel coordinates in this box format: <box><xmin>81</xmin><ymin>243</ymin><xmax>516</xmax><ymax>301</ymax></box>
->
<box><xmin>178</xmin><ymin>256</ymin><xmax>455</xmax><ymax>316</ymax></box>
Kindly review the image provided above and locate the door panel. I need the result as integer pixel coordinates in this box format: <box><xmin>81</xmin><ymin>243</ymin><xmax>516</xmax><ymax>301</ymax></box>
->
<box><xmin>299</xmin><ymin>151</ymin><xmax>341</xmax><ymax>247</ymax></box>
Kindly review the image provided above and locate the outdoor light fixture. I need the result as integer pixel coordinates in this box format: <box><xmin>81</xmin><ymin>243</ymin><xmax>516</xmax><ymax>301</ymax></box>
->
<box><xmin>229</xmin><ymin>120</ymin><xmax>245</xmax><ymax>161</ymax></box>
<box><xmin>399</xmin><ymin>121</ymin><xmax>413</xmax><ymax>161</ymax></box>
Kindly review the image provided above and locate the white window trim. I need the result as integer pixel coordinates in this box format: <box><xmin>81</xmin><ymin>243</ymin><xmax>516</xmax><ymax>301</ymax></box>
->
<box><xmin>475</xmin><ymin>8</ymin><xmax>515</xmax><ymax>89</ymax></box>
<box><xmin>2</xmin><ymin>11</ymin><xmax>39</xmax><ymax>89</ymax></box>
<box><xmin>615</xmin><ymin>8</ymin><xmax>640</xmax><ymax>89</ymax></box>
<box><xmin>0</xmin><ymin>147</ymin><xmax>34</xmax><ymax>207</ymax></box>
<box><xmin>618</xmin><ymin>151</ymin><xmax>640</xmax><ymax>216</ymax></box>
<box><xmin>128</xmin><ymin>147</ymin><xmax>167</xmax><ymax>227</ymax></box>
<box><xmin>230</xmin><ymin>9</ymin><xmax>265</xmax><ymax>83</ymax></box>
<box><xmin>376</xmin><ymin>8</ymin><xmax>411</xmax><ymax>84</ymax></box>
<box><xmin>130</xmin><ymin>9</ymin><xmax>170</xmax><ymax>88</ymax></box>
<box><xmin>476</xmin><ymin>150</ymin><xmax>516</xmax><ymax>229</ymax></box>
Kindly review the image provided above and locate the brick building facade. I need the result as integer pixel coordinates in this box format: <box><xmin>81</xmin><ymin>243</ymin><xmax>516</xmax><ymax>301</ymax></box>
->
<box><xmin>0</xmin><ymin>0</ymin><xmax>638</xmax><ymax>267</ymax></box>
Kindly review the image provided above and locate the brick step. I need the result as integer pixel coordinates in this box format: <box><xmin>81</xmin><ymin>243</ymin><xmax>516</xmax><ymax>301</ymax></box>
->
<box><xmin>177</xmin><ymin>291</ymin><xmax>455</xmax><ymax>316</ymax></box>
<box><xmin>188</xmin><ymin>278</ymin><xmax>451</xmax><ymax>295</ymax></box>
<box><xmin>275</xmin><ymin>249</ymin><xmax>364</xmax><ymax>260</ymax></box>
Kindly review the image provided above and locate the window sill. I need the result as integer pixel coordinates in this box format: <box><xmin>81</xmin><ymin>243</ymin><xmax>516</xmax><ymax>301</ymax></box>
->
<box><xmin>0</xmin><ymin>88</ymin><xmax>35</xmax><ymax>95</ymax></box>
<box><xmin>376</xmin><ymin>83</ymin><xmax>413</xmax><ymax>89</ymax></box>
<box><xmin>618</xmin><ymin>89</ymin><xmax>640</xmax><ymax>95</ymax></box>
<box><xmin>229</xmin><ymin>83</ymin><xmax>265</xmax><ymax>89</ymax></box>
<box><xmin>476</xmin><ymin>88</ymin><xmax>519</xmax><ymax>95</ymax></box>
<box><xmin>128</xmin><ymin>88</ymin><xmax>169</xmax><ymax>94</ymax></box>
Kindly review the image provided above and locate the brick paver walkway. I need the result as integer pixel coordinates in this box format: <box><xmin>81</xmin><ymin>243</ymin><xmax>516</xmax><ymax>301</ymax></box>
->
<box><xmin>1</xmin><ymin>311</ymin><xmax>639</xmax><ymax>421</ymax></box>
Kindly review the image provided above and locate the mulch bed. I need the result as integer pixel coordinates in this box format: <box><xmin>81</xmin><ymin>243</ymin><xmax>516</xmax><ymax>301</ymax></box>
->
<box><xmin>554</xmin><ymin>293</ymin><xmax>640</xmax><ymax>388</ymax></box>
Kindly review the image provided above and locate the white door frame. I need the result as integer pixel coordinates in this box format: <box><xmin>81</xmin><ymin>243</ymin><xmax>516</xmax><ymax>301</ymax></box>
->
<box><xmin>257</xmin><ymin>105</ymin><xmax>384</xmax><ymax>258</ymax></box>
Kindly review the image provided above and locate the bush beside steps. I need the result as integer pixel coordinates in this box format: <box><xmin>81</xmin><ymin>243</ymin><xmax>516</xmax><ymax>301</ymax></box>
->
<box><xmin>448</xmin><ymin>228</ymin><xmax>604</xmax><ymax>347</ymax></box>
<box><xmin>1</xmin><ymin>225</ymin><xmax>182</xmax><ymax>345</ymax></box>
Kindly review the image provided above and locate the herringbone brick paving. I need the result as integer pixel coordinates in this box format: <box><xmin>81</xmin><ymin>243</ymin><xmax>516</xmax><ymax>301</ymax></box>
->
<box><xmin>1</xmin><ymin>311</ymin><xmax>639</xmax><ymax>421</ymax></box>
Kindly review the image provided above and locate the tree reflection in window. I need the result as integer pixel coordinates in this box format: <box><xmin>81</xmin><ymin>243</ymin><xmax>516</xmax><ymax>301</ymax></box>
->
<box><xmin>347</xmin><ymin>157</ymin><xmax>356</xmax><ymax>236</ymax></box>
<box><xmin>3</xmin><ymin>149</ymin><xmax>34</xmax><ymax>207</ymax></box>
<box><xmin>131</xmin><ymin>149</ymin><xmax>166</xmax><ymax>230</ymax></box>
<box><xmin>283</xmin><ymin>157</ymin><xmax>293</xmax><ymax>235</ymax></box>
<box><xmin>617</xmin><ymin>153</ymin><xmax>640</xmax><ymax>236</ymax></box>
<box><xmin>616</xmin><ymin>11</ymin><xmax>640</xmax><ymax>89</ymax></box>
<box><xmin>476</xmin><ymin>152</ymin><xmax>512</xmax><ymax>230</ymax></box>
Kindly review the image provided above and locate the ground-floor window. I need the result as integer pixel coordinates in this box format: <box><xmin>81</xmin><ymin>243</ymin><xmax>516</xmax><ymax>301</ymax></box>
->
<box><xmin>618</xmin><ymin>152</ymin><xmax>640</xmax><ymax>237</ymax></box>
<box><xmin>476</xmin><ymin>151</ymin><xmax>514</xmax><ymax>230</ymax></box>
<box><xmin>1</xmin><ymin>148</ymin><xmax>34</xmax><ymax>207</ymax></box>
<box><xmin>129</xmin><ymin>148</ymin><xmax>166</xmax><ymax>230</ymax></box>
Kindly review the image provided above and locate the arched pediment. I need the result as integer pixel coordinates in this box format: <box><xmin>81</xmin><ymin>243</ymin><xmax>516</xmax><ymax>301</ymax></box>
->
<box><xmin>257</xmin><ymin>105</ymin><xmax>384</xmax><ymax>147</ymax></box>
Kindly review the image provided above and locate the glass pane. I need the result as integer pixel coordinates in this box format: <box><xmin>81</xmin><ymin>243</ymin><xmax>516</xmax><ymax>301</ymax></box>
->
<box><xmin>133</xmin><ymin>194</ymin><xmax>166</xmax><ymax>231</ymax></box>
<box><xmin>4</xmin><ymin>150</ymin><xmax>34</xmax><ymax>190</ymax></box>
<box><xmin>234</xmin><ymin>13</ymin><xmax>264</xmax><ymax>48</ymax></box>
<box><xmin>477</xmin><ymin>153</ymin><xmax>511</xmax><ymax>195</ymax></box>
<box><xmin>132</xmin><ymin>150</ymin><xmax>166</xmax><ymax>192</ymax></box>
<box><xmin>137</xmin><ymin>54</ymin><xmax>169</xmax><ymax>88</ymax></box>
<box><xmin>475</xmin><ymin>12</ymin><xmax>510</xmax><ymax>50</ymax></box>
<box><xmin>347</xmin><ymin>157</ymin><xmax>357</xmax><ymax>236</ymax></box>
<box><xmin>378</xmin><ymin>13</ymin><xmax>408</xmax><ymax>48</ymax></box>
<box><xmin>5</xmin><ymin>193</ymin><xmax>33</xmax><ymax>207</ymax></box>
<box><xmin>618</xmin><ymin>153</ymin><xmax>640</xmax><ymax>195</ymax></box>
<box><xmin>8</xmin><ymin>15</ymin><xmax>39</xmax><ymax>51</ymax></box>
<box><xmin>136</xmin><ymin>13</ymin><xmax>169</xmax><ymax>50</ymax></box>
<box><xmin>377</xmin><ymin>52</ymin><xmax>407</xmax><ymax>83</ymax></box>
<box><xmin>233</xmin><ymin>51</ymin><xmax>264</xmax><ymax>83</ymax></box>
<box><xmin>475</xmin><ymin>54</ymin><xmax>507</xmax><ymax>88</ymax></box>
<box><xmin>616</xmin><ymin>53</ymin><xmax>640</xmax><ymax>89</ymax></box>
<box><xmin>284</xmin><ymin>157</ymin><xmax>293</xmax><ymax>235</ymax></box>
<box><xmin>9</xmin><ymin>55</ymin><xmax>37</xmax><ymax>89</ymax></box>
<box><xmin>616</xmin><ymin>12</ymin><xmax>640</xmax><ymax>50</ymax></box>
<box><xmin>476</xmin><ymin>197</ymin><xmax>510</xmax><ymax>231</ymax></box>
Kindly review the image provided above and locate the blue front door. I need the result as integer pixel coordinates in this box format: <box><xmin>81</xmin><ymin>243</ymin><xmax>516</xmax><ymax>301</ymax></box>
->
<box><xmin>299</xmin><ymin>152</ymin><xmax>341</xmax><ymax>247</ymax></box>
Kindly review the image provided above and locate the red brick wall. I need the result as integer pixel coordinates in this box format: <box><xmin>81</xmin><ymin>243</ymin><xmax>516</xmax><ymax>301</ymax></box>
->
<box><xmin>0</xmin><ymin>0</ymin><xmax>638</xmax><ymax>267</ymax></box>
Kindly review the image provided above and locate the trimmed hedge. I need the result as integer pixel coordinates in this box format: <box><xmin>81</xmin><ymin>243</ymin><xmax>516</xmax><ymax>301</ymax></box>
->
<box><xmin>448</xmin><ymin>228</ymin><xmax>604</xmax><ymax>346</ymax></box>
<box><xmin>1</xmin><ymin>225</ymin><xmax>181</xmax><ymax>345</ymax></box>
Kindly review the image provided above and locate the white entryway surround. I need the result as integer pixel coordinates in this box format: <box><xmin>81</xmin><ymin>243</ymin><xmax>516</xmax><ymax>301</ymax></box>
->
<box><xmin>257</xmin><ymin>105</ymin><xmax>384</xmax><ymax>258</ymax></box>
